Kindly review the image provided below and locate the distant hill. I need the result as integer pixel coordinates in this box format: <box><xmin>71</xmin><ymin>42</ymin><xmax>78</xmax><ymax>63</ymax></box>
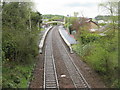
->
<box><xmin>42</xmin><ymin>14</ymin><xmax>65</xmax><ymax>21</ymax></box>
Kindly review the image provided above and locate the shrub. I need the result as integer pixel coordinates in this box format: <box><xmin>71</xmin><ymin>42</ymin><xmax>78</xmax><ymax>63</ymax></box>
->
<box><xmin>86</xmin><ymin>43</ymin><xmax>109</xmax><ymax>74</ymax></box>
<box><xmin>79</xmin><ymin>33</ymin><xmax>101</xmax><ymax>44</ymax></box>
<box><xmin>73</xmin><ymin>28</ymin><xmax>118</xmax><ymax>87</ymax></box>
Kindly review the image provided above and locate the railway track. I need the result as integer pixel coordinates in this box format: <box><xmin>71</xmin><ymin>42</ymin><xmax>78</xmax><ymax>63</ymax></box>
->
<box><xmin>44</xmin><ymin>27</ymin><xmax>59</xmax><ymax>89</ymax></box>
<box><xmin>44</xmin><ymin>26</ymin><xmax>90</xmax><ymax>89</ymax></box>
<box><xmin>53</xmin><ymin>26</ymin><xmax>90</xmax><ymax>88</ymax></box>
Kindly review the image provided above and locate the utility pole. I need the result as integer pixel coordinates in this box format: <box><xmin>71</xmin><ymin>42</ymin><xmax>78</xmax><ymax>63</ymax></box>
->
<box><xmin>67</xmin><ymin>15</ymin><xmax>69</xmax><ymax>33</ymax></box>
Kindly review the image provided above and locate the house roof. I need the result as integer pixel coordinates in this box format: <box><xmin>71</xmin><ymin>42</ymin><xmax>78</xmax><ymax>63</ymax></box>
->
<box><xmin>78</xmin><ymin>17</ymin><xmax>99</xmax><ymax>26</ymax></box>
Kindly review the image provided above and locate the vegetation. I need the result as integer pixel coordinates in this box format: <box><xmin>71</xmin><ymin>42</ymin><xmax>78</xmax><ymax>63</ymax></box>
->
<box><xmin>95</xmin><ymin>15</ymin><xmax>111</xmax><ymax>21</ymax></box>
<box><xmin>73</xmin><ymin>29</ymin><xmax>118</xmax><ymax>87</ymax></box>
<box><xmin>2</xmin><ymin>2</ymin><xmax>42</xmax><ymax>88</ymax></box>
<box><xmin>1</xmin><ymin>0</ymin><xmax>119</xmax><ymax>88</ymax></box>
<box><xmin>64</xmin><ymin>16</ymin><xmax>79</xmax><ymax>34</ymax></box>
<box><xmin>43</xmin><ymin>14</ymin><xmax>64</xmax><ymax>21</ymax></box>
<box><xmin>71</xmin><ymin>1</ymin><xmax>119</xmax><ymax>88</ymax></box>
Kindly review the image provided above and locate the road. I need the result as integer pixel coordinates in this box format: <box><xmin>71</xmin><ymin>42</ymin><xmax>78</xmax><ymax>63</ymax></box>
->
<box><xmin>29</xmin><ymin>26</ymin><xmax>106</xmax><ymax>88</ymax></box>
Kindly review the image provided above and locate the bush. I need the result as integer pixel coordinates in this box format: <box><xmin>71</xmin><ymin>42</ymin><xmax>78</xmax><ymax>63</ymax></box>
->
<box><xmin>72</xmin><ymin>43</ymin><xmax>93</xmax><ymax>58</ymax></box>
<box><xmin>86</xmin><ymin>43</ymin><xmax>109</xmax><ymax>74</ymax></box>
<box><xmin>73</xmin><ymin>29</ymin><xmax>118</xmax><ymax>87</ymax></box>
<box><xmin>2</xmin><ymin>2</ymin><xmax>42</xmax><ymax>88</ymax></box>
<box><xmin>99</xmin><ymin>23</ymin><xmax>106</xmax><ymax>26</ymax></box>
<box><xmin>2</xmin><ymin>62</ymin><xmax>34</xmax><ymax>88</ymax></box>
<box><xmin>79</xmin><ymin>33</ymin><xmax>101</xmax><ymax>44</ymax></box>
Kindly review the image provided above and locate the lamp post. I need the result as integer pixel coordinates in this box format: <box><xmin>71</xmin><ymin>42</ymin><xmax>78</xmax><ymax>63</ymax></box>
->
<box><xmin>67</xmin><ymin>15</ymin><xmax>70</xmax><ymax>34</ymax></box>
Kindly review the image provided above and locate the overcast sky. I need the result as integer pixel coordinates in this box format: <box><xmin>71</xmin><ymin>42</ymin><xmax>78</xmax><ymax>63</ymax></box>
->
<box><xmin>33</xmin><ymin>0</ymin><xmax>108</xmax><ymax>18</ymax></box>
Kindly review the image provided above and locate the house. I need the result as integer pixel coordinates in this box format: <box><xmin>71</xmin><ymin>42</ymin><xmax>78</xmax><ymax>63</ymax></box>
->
<box><xmin>83</xmin><ymin>18</ymin><xmax>99</xmax><ymax>32</ymax></box>
<box><xmin>67</xmin><ymin>17</ymin><xmax>100</xmax><ymax>37</ymax></box>
<box><xmin>70</xmin><ymin>17</ymin><xmax>99</xmax><ymax>33</ymax></box>
<box><xmin>89</xmin><ymin>21</ymin><xmax>99</xmax><ymax>32</ymax></box>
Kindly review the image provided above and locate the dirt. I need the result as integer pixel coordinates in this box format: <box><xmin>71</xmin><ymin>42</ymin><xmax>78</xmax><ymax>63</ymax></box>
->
<box><xmin>29</xmin><ymin>48</ymin><xmax>45</xmax><ymax>88</ymax></box>
<box><xmin>52</xmin><ymin>27</ymin><xmax>75</xmax><ymax>88</ymax></box>
<box><xmin>70</xmin><ymin>53</ymin><xmax>106</xmax><ymax>88</ymax></box>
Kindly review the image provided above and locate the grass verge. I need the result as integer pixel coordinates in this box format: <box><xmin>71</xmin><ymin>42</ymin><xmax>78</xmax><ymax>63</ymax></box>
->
<box><xmin>2</xmin><ymin>60</ymin><xmax>36</xmax><ymax>88</ymax></box>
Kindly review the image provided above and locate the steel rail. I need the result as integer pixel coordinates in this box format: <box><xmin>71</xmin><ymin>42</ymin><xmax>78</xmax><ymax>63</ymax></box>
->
<box><xmin>43</xmin><ymin>27</ymin><xmax>59</xmax><ymax>90</ymax></box>
<box><xmin>55</xmin><ymin>26</ymin><xmax>90</xmax><ymax>88</ymax></box>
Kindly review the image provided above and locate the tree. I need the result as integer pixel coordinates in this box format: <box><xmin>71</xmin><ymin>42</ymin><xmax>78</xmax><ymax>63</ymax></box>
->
<box><xmin>99</xmin><ymin>1</ymin><xmax>118</xmax><ymax>30</ymax></box>
<box><xmin>69</xmin><ymin>17</ymin><xmax>79</xmax><ymax>31</ymax></box>
<box><xmin>31</xmin><ymin>11</ymin><xmax>42</xmax><ymax>30</ymax></box>
<box><xmin>2</xmin><ymin>2</ymin><xmax>42</xmax><ymax>63</ymax></box>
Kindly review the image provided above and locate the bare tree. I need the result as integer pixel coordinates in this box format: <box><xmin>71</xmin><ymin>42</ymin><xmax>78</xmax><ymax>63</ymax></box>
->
<box><xmin>99</xmin><ymin>1</ymin><xmax>118</xmax><ymax>30</ymax></box>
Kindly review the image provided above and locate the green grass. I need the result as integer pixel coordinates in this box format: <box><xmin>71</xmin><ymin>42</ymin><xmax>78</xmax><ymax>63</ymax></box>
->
<box><xmin>2</xmin><ymin>61</ymin><xmax>35</xmax><ymax>88</ymax></box>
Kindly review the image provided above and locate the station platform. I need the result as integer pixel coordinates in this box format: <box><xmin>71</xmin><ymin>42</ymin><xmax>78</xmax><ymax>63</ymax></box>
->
<box><xmin>59</xmin><ymin>26</ymin><xmax>77</xmax><ymax>45</ymax></box>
